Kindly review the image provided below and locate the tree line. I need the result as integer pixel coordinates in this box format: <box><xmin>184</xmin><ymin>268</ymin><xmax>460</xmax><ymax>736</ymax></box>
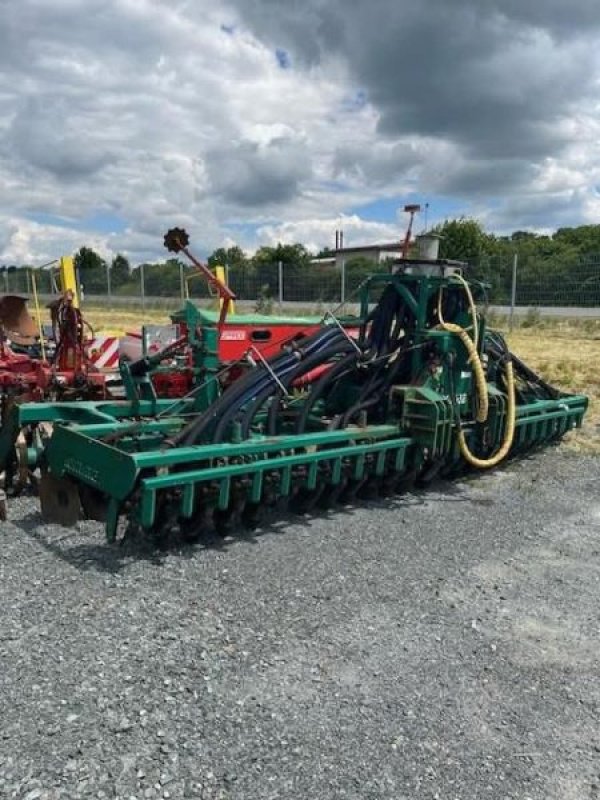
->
<box><xmin>2</xmin><ymin>220</ymin><xmax>599</xmax><ymax>304</ymax></box>
<box><xmin>434</xmin><ymin>219</ymin><xmax>600</xmax><ymax>304</ymax></box>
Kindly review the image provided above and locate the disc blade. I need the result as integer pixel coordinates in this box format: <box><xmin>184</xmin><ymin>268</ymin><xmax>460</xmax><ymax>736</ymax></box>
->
<box><xmin>39</xmin><ymin>472</ymin><xmax>82</xmax><ymax>526</ymax></box>
<box><xmin>79</xmin><ymin>484</ymin><xmax>107</xmax><ymax>521</ymax></box>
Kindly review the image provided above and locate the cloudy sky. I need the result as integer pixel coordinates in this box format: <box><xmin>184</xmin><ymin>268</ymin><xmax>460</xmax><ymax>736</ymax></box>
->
<box><xmin>1</xmin><ymin>0</ymin><xmax>599</xmax><ymax>265</ymax></box>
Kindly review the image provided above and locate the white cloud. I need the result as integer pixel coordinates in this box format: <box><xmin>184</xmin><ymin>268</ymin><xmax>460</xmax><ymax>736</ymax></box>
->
<box><xmin>0</xmin><ymin>0</ymin><xmax>367</xmax><ymax>262</ymax></box>
<box><xmin>0</xmin><ymin>0</ymin><xmax>599</xmax><ymax>267</ymax></box>
<box><xmin>0</xmin><ymin>215</ymin><xmax>112</xmax><ymax>265</ymax></box>
<box><xmin>257</xmin><ymin>214</ymin><xmax>402</xmax><ymax>254</ymax></box>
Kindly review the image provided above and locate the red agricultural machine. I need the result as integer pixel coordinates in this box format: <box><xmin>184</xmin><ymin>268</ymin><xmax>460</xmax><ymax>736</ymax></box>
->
<box><xmin>0</xmin><ymin>290</ymin><xmax>110</xmax><ymax>403</ymax></box>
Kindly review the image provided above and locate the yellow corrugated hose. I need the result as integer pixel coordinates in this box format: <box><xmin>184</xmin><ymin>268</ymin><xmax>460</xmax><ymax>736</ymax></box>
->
<box><xmin>437</xmin><ymin>277</ymin><xmax>516</xmax><ymax>468</ymax></box>
<box><xmin>457</xmin><ymin>360</ymin><xmax>516</xmax><ymax>468</ymax></box>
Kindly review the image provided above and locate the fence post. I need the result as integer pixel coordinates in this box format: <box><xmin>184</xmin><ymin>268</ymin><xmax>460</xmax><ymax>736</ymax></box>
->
<box><xmin>106</xmin><ymin>262</ymin><xmax>112</xmax><ymax>300</ymax></box>
<box><xmin>509</xmin><ymin>252</ymin><xmax>518</xmax><ymax>332</ymax></box>
<box><xmin>278</xmin><ymin>260</ymin><xmax>283</xmax><ymax>310</ymax></box>
<box><xmin>140</xmin><ymin>264</ymin><xmax>146</xmax><ymax>311</ymax></box>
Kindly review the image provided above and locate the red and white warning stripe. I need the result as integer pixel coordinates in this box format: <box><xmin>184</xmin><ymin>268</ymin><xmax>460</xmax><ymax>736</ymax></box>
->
<box><xmin>87</xmin><ymin>336</ymin><xmax>120</xmax><ymax>369</ymax></box>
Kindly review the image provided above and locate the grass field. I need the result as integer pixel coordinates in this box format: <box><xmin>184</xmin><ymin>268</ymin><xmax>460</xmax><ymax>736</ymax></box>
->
<box><xmin>81</xmin><ymin>304</ymin><xmax>600</xmax><ymax>453</ymax></box>
<box><xmin>505</xmin><ymin>323</ymin><xmax>600</xmax><ymax>453</ymax></box>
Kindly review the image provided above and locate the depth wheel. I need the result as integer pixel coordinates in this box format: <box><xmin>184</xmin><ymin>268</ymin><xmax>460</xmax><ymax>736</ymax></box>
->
<box><xmin>79</xmin><ymin>485</ymin><xmax>108</xmax><ymax>521</ymax></box>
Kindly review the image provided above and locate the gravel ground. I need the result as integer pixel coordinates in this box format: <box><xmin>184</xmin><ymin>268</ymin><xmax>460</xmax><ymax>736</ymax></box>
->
<box><xmin>1</xmin><ymin>449</ymin><xmax>599</xmax><ymax>800</ymax></box>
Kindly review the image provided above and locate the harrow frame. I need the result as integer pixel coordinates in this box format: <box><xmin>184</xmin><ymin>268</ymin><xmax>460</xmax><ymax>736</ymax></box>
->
<box><xmin>1</xmin><ymin>233</ymin><xmax>589</xmax><ymax>544</ymax></box>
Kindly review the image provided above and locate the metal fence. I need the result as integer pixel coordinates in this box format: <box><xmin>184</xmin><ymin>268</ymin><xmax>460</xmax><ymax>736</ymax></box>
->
<box><xmin>469</xmin><ymin>252</ymin><xmax>600</xmax><ymax>308</ymax></box>
<box><xmin>2</xmin><ymin>252</ymin><xmax>600</xmax><ymax>314</ymax></box>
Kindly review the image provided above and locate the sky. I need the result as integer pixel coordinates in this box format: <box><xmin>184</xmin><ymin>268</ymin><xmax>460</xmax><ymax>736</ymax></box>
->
<box><xmin>1</xmin><ymin>0</ymin><xmax>600</xmax><ymax>266</ymax></box>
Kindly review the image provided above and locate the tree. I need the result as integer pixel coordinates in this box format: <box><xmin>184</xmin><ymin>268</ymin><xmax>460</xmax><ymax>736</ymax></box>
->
<box><xmin>315</xmin><ymin>247</ymin><xmax>335</xmax><ymax>259</ymax></box>
<box><xmin>434</xmin><ymin>218</ymin><xmax>493</xmax><ymax>261</ymax></box>
<box><xmin>510</xmin><ymin>231</ymin><xmax>538</xmax><ymax>242</ymax></box>
<box><xmin>553</xmin><ymin>225</ymin><xmax>600</xmax><ymax>254</ymax></box>
<box><xmin>74</xmin><ymin>246</ymin><xmax>105</xmax><ymax>273</ymax></box>
<box><xmin>134</xmin><ymin>259</ymin><xmax>184</xmax><ymax>297</ymax></box>
<box><xmin>250</xmin><ymin>243</ymin><xmax>313</xmax><ymax>301</ymax></box>
<box><xmin>74</xmin><ymin>246</ymin><xmax>108</xmax><ymax>293</ymax></box>
<box><xmin>110</xmin><ymin>254</ymin><xmax>130</xmax><ymax>288</ymax></box>
<box><xmin>207</xmin><ymin>245</ymin><xmax>247</xmax><ymax>270</ymax></box>
<box><xmin>206</xmin><ymin>246</ymin><xmax>250</xmax><ymax>296</ymax></box>
<box><xmin>251</xmin><ymin>243</ymin><xmax>311</xmax><ymax>270</ymax></box>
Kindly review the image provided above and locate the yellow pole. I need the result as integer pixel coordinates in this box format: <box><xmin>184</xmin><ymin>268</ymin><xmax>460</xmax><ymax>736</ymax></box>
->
<box><xmin>59</xmin><ymin>256</ymin><xmax>79</xmax><ymax>307</ymax></box>
<box><xmin>214</xmin><ymin>266</ymin><xmax>235</xmax><ymax>314</ymax></box>
<box><xmin>183</xmin><ymin>266</ymin><xmax>235</xmax><ymax>312</ymax></box>
<box><xmin>30</xmin><ymin>270</ymin><xmax>46</xmax><ymax>362</ymax></box>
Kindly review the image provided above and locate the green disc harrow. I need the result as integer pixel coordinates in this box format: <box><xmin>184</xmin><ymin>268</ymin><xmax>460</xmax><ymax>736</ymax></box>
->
<box><xmin>0</xmin><ymin>248</ymin><xmax>588</xmax><ymax>544</ymax></box>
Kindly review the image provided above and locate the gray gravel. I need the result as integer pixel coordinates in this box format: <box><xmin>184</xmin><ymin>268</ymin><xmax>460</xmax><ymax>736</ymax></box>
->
<box><xmin>1</xmin><ymin>449</ymin><xmax>599</xmax><ymax>800</ymax></box>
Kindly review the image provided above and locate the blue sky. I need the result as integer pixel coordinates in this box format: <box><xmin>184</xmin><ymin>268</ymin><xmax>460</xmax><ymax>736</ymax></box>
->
<box><xmin>27</xmin><ymin>212</ymin><xmax>127</xmax><ymax>235</ymax></box>
<box><xmin>349</xmin><ymin>196</ymin><xmax>466</xmax><ymax>228</ymax></box>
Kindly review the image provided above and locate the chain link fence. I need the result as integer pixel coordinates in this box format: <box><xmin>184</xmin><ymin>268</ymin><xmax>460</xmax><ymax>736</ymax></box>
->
<box><xmin>2</xmin><ymin>252</ymin><xmax>600</xmax><ymax>314</ymax></box>
<box><xmin>469</xmin><ymin>252</ymin><xmax>600</xmax><ymax>307</ymax></box>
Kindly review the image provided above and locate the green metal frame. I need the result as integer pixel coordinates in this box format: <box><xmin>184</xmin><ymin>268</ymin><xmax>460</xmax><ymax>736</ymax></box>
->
<box><xmin>2</xmin><ymin>267</ymin><xmax>589</xmax><ymax>543</ymax></box>
<box><xmin>46</xmin><ymin>424</ymin><xmax>411</xmax><ymax>540</ymax></box>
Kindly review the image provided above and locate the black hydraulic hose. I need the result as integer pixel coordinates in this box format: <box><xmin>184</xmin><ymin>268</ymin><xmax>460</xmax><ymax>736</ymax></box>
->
<box><xmin>325</xmin><ymin>358</ymin><xmax>398</xmax><ymax>432</ymax></box>
<box><xmin>362</xmin><ymin>295</ymin><xmax>386</xmax><ymax>350</ymax></box>
<box><xmin>485</xmin><ymin>332</ymin><xmax>559</xmax><ymax>399</ymax></box>
<box><xmin>330</xmin><ymin>350</ymin><xmax>393</xmax><ymax>430</ymax></box>
<box><xmin>339</xmin><ymin>340</ymin><xmax>413</xmax><ymax>427</ymax></box>
<box><xmin>341</xmin><ymin>368</ymin><xmax>383</xmax><ymax>421</ymax></box>
<box><xmin>173</xmin><ymin>349</ymin><xmax>296</xmax><ymax>447</ymax></box>
<box><xmin>341</xmin><ymin>394</ymin><xmax>382</xmax><ymax>427</ymax></box>
<box><xmin>127</xmin><ymin>335</ymin><xmax>188</xmax><ymax>377</ymax></box>
<box><xmin>217</xmin><ymin>328</ymin><xmax>348</xmax><ymax>434</ymax></box>
<box><xmin>236</xmin><ymin>339</ymin><xmax>357</xmax><ymax>441</ymax></box>
<box><xmin>259</xmin><ymin>341</ymin><xmax>359</xmax><ymax>438</ymax></box>
<box><xmin>292</xmin><ymin>352</ymin><xmax>360</xmax><ymax>434</ymax></box>
<box><xmin>359</xmin><ymin>284</ymin><xmax>411</xmax><ymax>357</ymax></box>
<box><xmin>210</xmin><ymin>352</ymin><xmax>298</xmax><ymax>443</ymax></box>
<box><xmin>378</xmin><ymin>346</ymin><xmax>411</xmax><ymax>390</ymax></box>
<box><xmin>289</xmin><ymin>288</ymin><xmax>415</xmax><ymax>432</ymax></box>
<box><xmin>210</xmin><ymin>329</ymin><xmax>349</xmax><ymax>444</ymax></box>
<box><xmin>344</xmin><ymin>339</ymin><xmax>403</xmax><ymax>408</ymax></box>
<box><xmin>176</xmin><ymin>284</ymin><xmax>418</xmax><ymax>447</ymax></box>
<box><xmin>339</xmin><ymin>374</ymin><xmax>388</xmax><ymax>427</ymax></box>
<box><xmin>368</xmin><ymin>286</ymin><xmax>397</xmax><ymax>354</ymax></box>
<box><xmin>171</xmin><ymin>325</ymin><xmax>343</xmax><ymax>447</ymax></box>
<box><xmin>388</xmin><ymin>313</ymin><xmax>405</xmax><ymax>350</ymax></box>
